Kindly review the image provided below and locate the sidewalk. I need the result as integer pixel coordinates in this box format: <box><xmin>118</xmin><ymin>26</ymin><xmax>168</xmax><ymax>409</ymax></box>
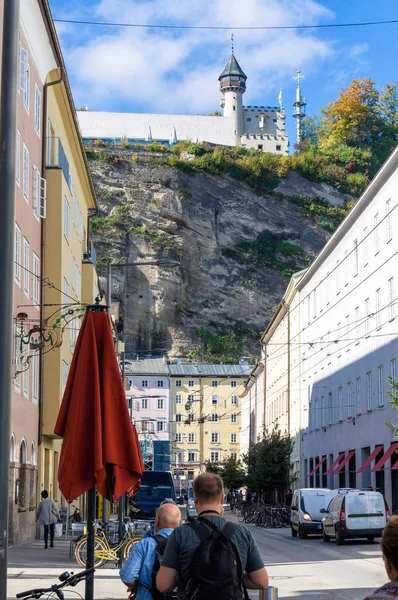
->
<box><xmin>7</xmin><ymin>537</ymin><xmax>127</xmax><ymax>599</ymax></box>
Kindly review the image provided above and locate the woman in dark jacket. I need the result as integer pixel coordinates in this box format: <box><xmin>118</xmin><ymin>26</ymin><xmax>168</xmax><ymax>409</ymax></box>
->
<box><xmin>364</xmin><ymin>516</ymin><xmax>398</xmax><ymax>599</ymax></box>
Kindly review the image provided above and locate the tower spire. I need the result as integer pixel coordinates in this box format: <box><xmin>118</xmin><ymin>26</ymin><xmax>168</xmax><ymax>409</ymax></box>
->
<box><xmin>231</xmin><ymin>33</ymin><xmax>234</xmax><ymax>55</ymax></box>
<box><xmin>292</xmin><ymin>69</ymin><xmax>306</xmax><ymax>145</ymax></box>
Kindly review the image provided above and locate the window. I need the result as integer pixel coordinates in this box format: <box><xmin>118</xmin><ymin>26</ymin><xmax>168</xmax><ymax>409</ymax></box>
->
<box><xmin>231</xmin><ymin>413</ymin><xmax>237</xmax><ymax>424</ymax></box>
<box><xmin>353</xmin><ymin>239</ymin><xmax>358</xmax><ymax>276</ymax></box>
<box><xmin>188</xmin><ymin>380</ymin><xmax>195</xmax><ymax>387</ymax></box>
<box><xmin>175</xmin><ymin>394</ymin><xmax>182</xmax><ymax>404</ymax></box>
<box><xmin>34</xmin><ymin>85</ymin><xmax>41</xmax><ymax>135</ymax></box>
<box><xmin>210</xmin><ymin>451</ymin><xmax>220</xmax><ymax>462</ymax></box>
<box><xmin>231</xmin><ymin>395</ymin><xmax>238</xmax><ymax>406</ymax></box>
<box><xmin>231</xmin><ymin>381</ymin><xmax>237</xmax><ymax>388</ymax></box>
<box><xmin>366</xmin><ymin>371</ymin><xmax>372</xmax><ymax>411</ymax></box>
<box><xmin>14</xmin><ymin>224</ymin><xmax>21</xmax><ymax>285</ymax></box>
<box><xmin>247</xmin><ymin>117</ymin><xmax>252</xmax><ymax>122</ymax></box>
<box><xmin>157</xmin><ymin>380</ymin><xmax>164</xmax><ymax>388</ymax></box>
<box><xmin>336</xmin><ymin>263</ymin><xmax>341</xmax><ymax>295</ymax></box>
<box><xmin>23</xmin><ymin>144</ymin><xmax>29</xmax><ymax>202</ymax></box>
<box><xmin>378</xmin><ymin>365</ymin><xmax>384</xmax><ymax>407</ymax></box>
<box><xmin>141</xmin><ymin>398</ymin><xmax>148</xmax><ymax>410</ymax></box>
<box><xmin>364</xmin><ymin>298</ymin><xmax>370</xmax><ymax>335</ymax></box>
<box><xmin>210</xmin><ymin>413</ymin><xmax>219</xmax><ymax>422</ymax></box>
<box><xmin>23</xmin><ymin>238</ymin><xmax>29</xmax><ymax>296</ymax></box>
<box><xmin>212</xmin><ymin>395</ymin><xmax>218</xmax><ymax>405</ymax></box>
<box><xmin>16</xmin><ymin>130</ymin><xmax>20</xmax><ymax>185</ymax></box>
<box><xmin>273</xmin><ymin>118</ymin><xmax>278</xmax><ymax>123</ymax></box>
<box><xmin>338</xmin><ymin>387</ymin><xmax>343</xmax><ymax>421</ymax></box>
<box><xmin>257</xmin><ymin>144</ymin><xmax>263</xmax><ymax>151</ymax></box>
<box><xmin>23</xmin><ymin>364</ymin><xmax>29</xmax><ymax>399</ymax></box>
<box><xmin>188</xmin><ymin>452</ymin><xmax>196</xmax><ymax>462</ymax></box>
<box><xmin>20</xmin><ymin>48</ymin><xmax>30</xmax><ymax>112</ymax></box>
<box><xmin>389</xmin><ymin>278</ymin><xmax>394</xmax><ymax>320</ymax></box>
<box><xmin>375</xmin><ymin>288</ymin><xmax>381</xmax><ymax>328</ymax></box>
<box><xmin>64</xmin><ymin>197</ymin><xmax>70</xmax><ymax>242</ymax></box>
<box><xmin>356</xmin><ymin>377</ymin><xmax>361</xmax><ymax>414</ymax></box>
<box><xmin>175</xmin><ymin>433</ymin><xmax>182</xmax><ymax>443</ymax></box>
<box><xmin>355</xmin><ymin>306</ymin><xmax>359</xmax><ymax>340</ymax></box>
<box><xmin>188</xmin><ymin>413</ymin><xmax>195</xmax><ymax>423</ymax></box>
<box><xmin>188</xmin><ymin>394</ymin><xmax>195</xmax><ymax>403</ymax></box>
<box><xmin>188</xmin><ymin>433</ymin><xmax>196</xmax><ymax>443</ymax></box>
<box><xmin>62</xmin><ymin>278</ymin><xmax>69</xmax><ymax>305</ymax></box>
<box><xmin>386</xmin><ymin>199</ymin><xmax>392</xmax><ymax>242</ymax></box>
<box><xmin>314</xmin><ymin>397</ymin><xmax>319</xmax><ymax>429</ymax></box>
<box><xmin>276</xmin><ymin>145</ymin><xmax>281</xmax><ymax>151</ymax></box>
<box><xmin>157</xmin><ymin>398</ymin><xmax>164</xmax><ymax>410</ymax></box>
<box><xmin>142</xmin><ymin>380</ymin><xmax>148</xmax><ymax>388</ymax></box>
<box><xmin>211</xmin><ymin>380</ymin><xmax>218</xmax><ymax>387</ymax></box>
<box><xmin>230</xmin><ymin>433</ymin><xmax>237</xmax><ymax>443</ymax></box>
<box><xmin>32</xmin><ymin>354</ymin><xmax>39</xmax><ymax>404</ymax></box>
<box><xmin>391</xmin><ymin>358</ymin><xmax>397</xmax><ymax>384</ymax></box>
<box><xmin>374</xmin><ymin>213</ymin><xmax>380</xmax><ymax>254</ymax></box>
<box><xmin>321</xmin><ymin>396</ymin><xmax>325</xmax><ymax>428</ymax></box>
<box><xmin>347</xmin><ymin>382</ymin><xmax>353</xmax><ymax>418</ymax></box>
<box><xmin>62</xmin><ymin>361</ymin><xmax>69</xmax><ymax>395</ymax></box>
<box><xmin>175</xmin><ymin>413</ymin><xmax>182</xmax><ymax>423</ymax></box>
<box><xmin>233</xmin><ymin>106</ymin><xmax>236</xmax><ymax>111</ymax></box>
<box><xmin>328</xmin><ymin>392</ymin><xmax>333</xmax><ymax>425</ymax></box>
<box><xmin>68</xmin><ymin>172</ymin><xmax>73</xmax><ymax>190</ymax></box>
<box><xmin>175</xmin><ymin>380</ymin><xmax>182</xmax><ymax>387</ymax></box>
<box><xmin>211</xmin><ymin>432</ymin><xmax>219</xmax><ymax>443</ymax></box>
<box><xmin>230</xmin><ymin>452</ymin><xmax>238</xmax><ymax>460</ymax></box>
<box><xmin>363</xmin><ymin>227</ymin><xmax>368</xmax><ymax>265</ymax></box>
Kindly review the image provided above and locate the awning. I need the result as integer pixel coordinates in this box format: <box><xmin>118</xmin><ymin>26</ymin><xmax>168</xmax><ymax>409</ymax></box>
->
<box><xmin>333</xmin><ymin>450</ymin><xmax>355</xmax><ymax>474</ymax></box>
<box><xmin>372</xmin><ymin>443</ymin><xmax>398</xmax><ymax>472</ymax></box>
<box><xmin>391</xmin><ymin>457</ymin><xmax>398</xmax><ymax>470</ymax></box>
<box><xmin>309</xmin><ymin>456</ymin><xmax>326</xmax><ymax>476</ymax></box>
<box><xmin>357</xmin><ymin>445</ymin><xmax>383</xmax><ymax>473</ymax></box>
<box><xmin>324</xmin><ymin>453</ymin><xmax>345</xmax><ymax>476</ymax></box>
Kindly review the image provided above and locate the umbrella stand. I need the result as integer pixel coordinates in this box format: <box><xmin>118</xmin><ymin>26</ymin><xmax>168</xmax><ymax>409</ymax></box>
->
<box><xmin>85</xmin><ymin>486</ymin><xmax>96</xmax><ymax>600</ymax></box>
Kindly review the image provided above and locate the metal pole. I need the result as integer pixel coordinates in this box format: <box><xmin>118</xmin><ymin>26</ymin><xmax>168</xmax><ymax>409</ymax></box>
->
<box><xmin>0</xmin><ymin>1</ymin><xmax>20</xmax><ymax>596</ymax></box>
<box><xmin>102</xmin><ymin>260</ymin><xmax>111</xmax><ymax>524</ymax></box>
<box><xmin>85</xmin><ymin>487</ymin><xmax>96</xmax><ymax>600</ymax></box>
<box><xmin>118</xmin><ymin>349</ymin><xmax>126</xmax><ymax>562</ymax></box>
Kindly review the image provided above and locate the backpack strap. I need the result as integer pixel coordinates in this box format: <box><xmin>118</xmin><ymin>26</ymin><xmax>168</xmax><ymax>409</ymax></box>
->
<box><xmin>187</xmin><ymin>518</ymin><xmax>215</xmax><ymax>543</ymax></box>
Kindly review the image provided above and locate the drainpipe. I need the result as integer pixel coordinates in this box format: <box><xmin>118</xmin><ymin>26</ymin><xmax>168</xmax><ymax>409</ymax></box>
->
<box><xmin>287</xmin><ymin>305</ymin><xmax>291</xmax><ymax>435</ymax></box>
<box><xmin>38</xmin><ymin>68</ymin><xmax>64</xmax><ymax>447</ymax></box>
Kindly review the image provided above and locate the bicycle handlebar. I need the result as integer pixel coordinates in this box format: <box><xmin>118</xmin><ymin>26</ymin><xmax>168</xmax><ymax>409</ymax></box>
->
<box><xmin>16</xmin><ymin>568</ymin><xmax>95</xmax><ymax>598</ymax></box>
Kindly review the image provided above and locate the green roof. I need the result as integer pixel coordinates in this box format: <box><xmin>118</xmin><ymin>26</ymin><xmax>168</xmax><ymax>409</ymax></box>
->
<box><xmin>219</xmin><ymin>54</ymin><xmax>247</xmax><ymax>79</ymax></box>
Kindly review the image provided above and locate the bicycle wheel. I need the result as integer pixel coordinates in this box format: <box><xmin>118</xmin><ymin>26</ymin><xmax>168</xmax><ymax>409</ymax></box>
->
<box><xmin>237</xmin><ymin>508</ymin><xmax>246</xmax><ymax>523</ymax></box>
<box><xmin>123</xmin><ymin>537</ymin><xmax>141</xmax><ymax>560</ymax></box>
<box><xmin>75</xmin><ymin>536</ymin><xmax>107</xmax><ymax>569</ymax></box>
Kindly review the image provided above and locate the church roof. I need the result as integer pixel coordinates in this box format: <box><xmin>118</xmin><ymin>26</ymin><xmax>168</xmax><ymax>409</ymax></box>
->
<box><xmin>219</xmin><ymin>54</ymin><xmax>247</xmax><ymax>79</ymax></box>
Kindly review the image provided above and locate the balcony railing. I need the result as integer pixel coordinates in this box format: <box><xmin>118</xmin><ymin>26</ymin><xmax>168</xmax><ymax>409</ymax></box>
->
<box><xmin>46</xmin><ymin>137</ymin><xmax>70</xmax><ymax>186</ymax></box>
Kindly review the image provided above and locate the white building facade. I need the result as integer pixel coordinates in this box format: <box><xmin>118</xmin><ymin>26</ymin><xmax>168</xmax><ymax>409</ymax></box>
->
<box><xmin>254</xmin><ymin>147</ymin><xmax>398</xmax><ymax>512</ymax></box>
<box><xmin>125</xmin><ymin>358</ymin><xmax>171</xmax><ymax>469</ymax></box>
<box><xmin>77</xmin><ymin>53</ymin><xmax>289</xmax><ymax>155</ymax></box>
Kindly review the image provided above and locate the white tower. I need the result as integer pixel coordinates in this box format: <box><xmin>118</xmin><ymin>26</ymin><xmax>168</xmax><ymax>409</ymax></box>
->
<box><xmin>219</xmin><ymin>37</ymin><xmax>247</xmax><ymax>146</ymax></box>
<box><xmin>292</xmin><ymin>69</ymin><xmax>306</xmax><ymax>145</ymax></box>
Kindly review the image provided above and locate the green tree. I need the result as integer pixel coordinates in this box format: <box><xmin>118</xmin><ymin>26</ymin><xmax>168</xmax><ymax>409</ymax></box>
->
<box><xmin>219</xmin><ymin>457</ymin><xmax>246</xmax><ymax>490</ymax></box>
<box><xmin>386</xmin><ymin>375</ymin><xmax>398</xmax><ymax>439</ymax></box>
<box><xmin>243</xmin><ymin>426</ymin><xmax>294</xmax><ymax>496</ymax></box>
<box><xmin>378</xmin><ymin>83</ymin><xmax>398</xmax><ymax>137</ymax></box>
<box><xmin>204</xmin><ymin>460</ymin><xmax>223</xmax><ymax>475</ymax></box>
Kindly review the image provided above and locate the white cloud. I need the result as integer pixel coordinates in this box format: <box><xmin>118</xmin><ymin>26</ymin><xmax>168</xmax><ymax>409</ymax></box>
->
<box><xmin>348</xmin><ymin>42</ymin><xmax>369</xmax><ymax>61</ymax></box>
<box><xmin>55</xmin><ymin>0</ymin><xmax>336</xmax><ymax>113</ymax></box>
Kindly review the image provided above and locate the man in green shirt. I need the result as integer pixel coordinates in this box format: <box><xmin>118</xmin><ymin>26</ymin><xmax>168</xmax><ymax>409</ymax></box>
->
<box><xmin>157</xmin><ymin>473</ymin><xmax>268</xmax><ymax>600</ymax></box>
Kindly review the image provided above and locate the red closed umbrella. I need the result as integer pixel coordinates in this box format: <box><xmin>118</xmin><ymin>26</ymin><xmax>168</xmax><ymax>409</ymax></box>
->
<box><xmin>54</xmin><ymin>304</ymin><xmax>144</xmax><ymax>598</ymax></box>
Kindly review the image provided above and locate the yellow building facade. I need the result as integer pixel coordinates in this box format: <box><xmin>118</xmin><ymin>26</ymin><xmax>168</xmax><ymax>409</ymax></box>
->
<box><xmin>169</xmin><ymin>364</ymin><xmax>251</xmax><ymax>479</ymax></box>
<box><xmin>37</xmin><ymin>67</ymin><xmax>98</xmax><ymax>506</ymax></box>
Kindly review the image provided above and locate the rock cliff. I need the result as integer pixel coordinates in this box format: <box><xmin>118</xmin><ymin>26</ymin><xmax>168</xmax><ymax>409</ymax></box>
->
<box><xmin>89</xmin><ymin>155</ymin><xmax>351</xmax><ymax>360</ymax></box>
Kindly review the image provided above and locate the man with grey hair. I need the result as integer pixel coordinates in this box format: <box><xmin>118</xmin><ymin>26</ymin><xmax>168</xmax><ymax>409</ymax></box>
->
<box><xmin>120</xmin><ymin>503</ymin><xmax>181</xmax><ymax>600</ymax></box>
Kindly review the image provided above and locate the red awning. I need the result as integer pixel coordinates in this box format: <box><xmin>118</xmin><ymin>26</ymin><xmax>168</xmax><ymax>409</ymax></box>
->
<box><xmin>324</xmin><ymin>453</ymin><xmax>345</xmax><ymax>476</ymax></box>
<box><xmin>391</xmin><ymin>457</ymin><xmax>398</xmax><ymax>470</ymax></box>
<box><xmin>333</xmin><ymin>450</ymin><xmax>355</xmax><ymax>474</ymax></box>
<box><xmin>357</xmin><ymin>445</ymin><xmax>383</xmax><ymax>473</ymax></box>
<box><xmin>372</xmin><ymin>443</ymin><xmax>398</xmax><ymax>472</ymax></box>
<box><xmin>309</xmin><ymin>456</ymin><xmax>326</xmax><ymax>476</ymax></box>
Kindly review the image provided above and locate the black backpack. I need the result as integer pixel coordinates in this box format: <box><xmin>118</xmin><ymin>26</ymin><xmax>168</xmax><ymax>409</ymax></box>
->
<box><xmin>147</xmin><ymin>533</ymin><xmax>170</xmax><ymax>600</ymax></box>
<box><xmin>186</xmin><ymin>518</ymin><xmax>249</xmax><ymax>600</ymax></box>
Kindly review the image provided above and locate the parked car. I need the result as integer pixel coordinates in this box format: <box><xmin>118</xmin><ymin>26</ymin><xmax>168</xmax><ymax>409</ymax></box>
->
<box><xmin>321</xmin><ymin>489</ymin><xmax>389</xmax><ymax>545</ymax></box>
<box><xmin>187</xmin><ymin>481</ymin><xmax>197</xmax><ymax>520</ymax></box>
<box><xmin>290</xmin><ymin>488</ymin><xmax>331</xmax><ymax>538</ymax></box>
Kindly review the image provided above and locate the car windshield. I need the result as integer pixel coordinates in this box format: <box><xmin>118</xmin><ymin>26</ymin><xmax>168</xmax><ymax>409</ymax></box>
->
<box><xmin>137</xmin><ymin>484</ymin><xmax>174</xmax><ymax>500</ymax></box>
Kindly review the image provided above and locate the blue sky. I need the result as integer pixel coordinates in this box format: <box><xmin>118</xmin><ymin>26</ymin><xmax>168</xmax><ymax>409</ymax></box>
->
<box><xmin>49</xmin><ymin>0</ymin><xmax>398</xmax><ymax>145</ymax></box>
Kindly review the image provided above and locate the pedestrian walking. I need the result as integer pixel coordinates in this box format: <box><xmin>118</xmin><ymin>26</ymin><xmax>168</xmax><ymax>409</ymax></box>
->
<box><xmin>156</xmin><ymin>472</ymin><xmax>268</xmax><ymax>600</ymax></box>
<box><xmin>120</xmin><ymin>503</ymin><xmax>182</xmax><ymax>600</ymax></box>
<box><xmin>363</xmin><ymin>515</ymin><xmax>398</xmax><ymax>599</ymax></box>
<box><xmin>285</xmin><ymin>489</ymin><xmax>293</xmax><ymax>507</ymax></box>
<box><xmin>36</xmin><ymin>490</ymin><xmax>60</xmax><ymax>549</ymax></box>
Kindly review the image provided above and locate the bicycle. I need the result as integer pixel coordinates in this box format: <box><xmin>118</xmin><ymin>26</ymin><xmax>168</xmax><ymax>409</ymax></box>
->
<box><xmin>16</xmin><ymin>567</ymin><xmax>94</xmax><ymax>599</ymax></box>
<box><xmin>74</xmin><ymin>520</ymin><xmax>141</xmax><ymax>568</ymax></box>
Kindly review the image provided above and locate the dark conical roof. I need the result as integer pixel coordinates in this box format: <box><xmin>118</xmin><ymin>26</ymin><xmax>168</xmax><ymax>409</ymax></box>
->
<box><xmin>219</xmin><ymin>54</ymin><xmax>247</xmax><ymax>80</ymax></box>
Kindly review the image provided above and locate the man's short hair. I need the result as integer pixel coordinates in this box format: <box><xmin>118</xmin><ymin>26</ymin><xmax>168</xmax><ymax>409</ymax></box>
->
<box><xmin>193</xmin><ymin>473</ymin><xmax>223</xmax><ymax>503</ymax></box>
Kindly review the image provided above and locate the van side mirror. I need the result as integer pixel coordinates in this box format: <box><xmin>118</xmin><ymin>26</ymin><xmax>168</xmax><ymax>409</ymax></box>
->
<box><xmin>290</xmin><ymin>506</ymin><xmax>297</xmax><ymax>511</ymax></box>
<box><xmin>320</xmin><ymin>508</ymin><xmax>326</xmax><ymax>514</ymax></box>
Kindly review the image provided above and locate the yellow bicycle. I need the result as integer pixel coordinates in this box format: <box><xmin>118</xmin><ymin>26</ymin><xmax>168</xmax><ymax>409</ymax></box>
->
<box><xmin>74</xmin><ymin>523</ymin><xmax>142</xmax><ymax>568</ymax></box>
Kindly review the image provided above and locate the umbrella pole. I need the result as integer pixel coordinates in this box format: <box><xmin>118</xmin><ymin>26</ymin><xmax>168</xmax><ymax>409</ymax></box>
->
<box><xmin>85</xmin><ymin>486</ymin><xmax>96</xmax><ymax>600</ymax></box>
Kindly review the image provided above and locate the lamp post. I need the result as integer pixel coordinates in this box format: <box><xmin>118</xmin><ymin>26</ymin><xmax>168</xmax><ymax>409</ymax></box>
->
<box><xmin>106</xmin><ymin>258</ymin><xmax>179</xmax><ymax>538</ymax></box>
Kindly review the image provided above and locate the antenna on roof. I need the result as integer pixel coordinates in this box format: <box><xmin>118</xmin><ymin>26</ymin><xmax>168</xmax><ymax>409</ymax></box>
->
<box><xmin>231</xmin><ymin>33</ymin><xmax>234</xmax><ymax>55</ymax></box>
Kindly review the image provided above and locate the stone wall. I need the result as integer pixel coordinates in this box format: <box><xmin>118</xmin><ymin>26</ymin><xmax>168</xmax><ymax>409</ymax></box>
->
<box><xmin>8</xmin><ymin>462</ymin><xmax>38</xmax><ymax>545</ymax></box>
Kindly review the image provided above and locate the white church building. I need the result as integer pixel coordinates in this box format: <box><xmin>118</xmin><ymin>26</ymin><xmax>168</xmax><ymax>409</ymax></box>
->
<box><xmin>77</xmin><ymin>52</ymin><xmax>291</xmax><ymax>155</ymax></box>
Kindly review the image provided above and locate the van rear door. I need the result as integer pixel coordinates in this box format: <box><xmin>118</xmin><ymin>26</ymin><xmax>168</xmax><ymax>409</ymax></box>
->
<box><xmin>345</xmin><ymin>492</ymin><xmax>385</xmax><ymax>530</ymax></box>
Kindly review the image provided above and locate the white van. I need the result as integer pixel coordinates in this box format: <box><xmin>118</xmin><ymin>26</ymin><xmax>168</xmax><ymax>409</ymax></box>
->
<box><xmin>290</xmin><ymin>488</ymin><xmax>331</xmax><ymax>538</ymax></box>
<box><xmin>322</xmin><ymin>489</ymin><xmax>388</xmax><ymax>544</ymax></box>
